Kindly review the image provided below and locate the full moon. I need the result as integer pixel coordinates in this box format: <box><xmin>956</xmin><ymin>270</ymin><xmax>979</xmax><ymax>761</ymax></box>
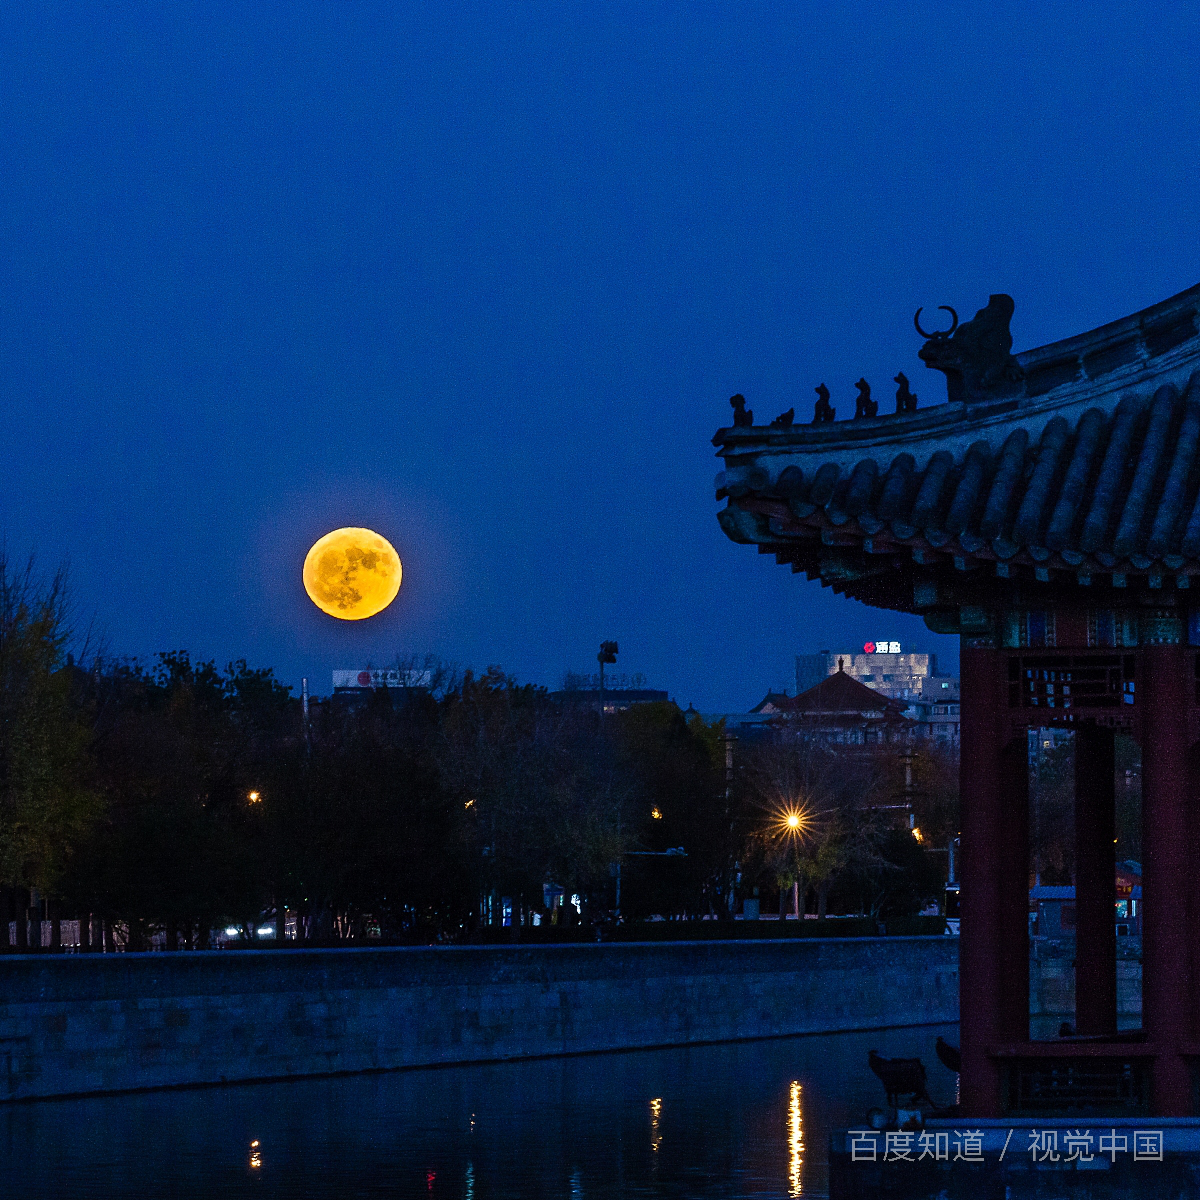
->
<box><xmin>303</xmin><ymin>528</ymin><xmax>402</xmax><ymax>620</ymax></box>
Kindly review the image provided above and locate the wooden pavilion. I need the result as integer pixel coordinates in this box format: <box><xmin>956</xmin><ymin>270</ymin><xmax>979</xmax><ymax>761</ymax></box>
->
<box><xmin>713</xmin><ymin>282</ymin><xmax>1200</xmax><ymax>1117</ymax></box>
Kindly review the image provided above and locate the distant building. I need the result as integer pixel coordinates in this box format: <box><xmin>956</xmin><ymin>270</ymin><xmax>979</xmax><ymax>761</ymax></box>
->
<box><xmin>699</xmin><ymin>691</ymin><xmax>794</xmax><ymax>742</ymax></box>
<box><xmin>1116</xmin><ymin>861</ymin><xmax>1142</xmax><ymax>937</ymax></box>
<box><xmin>919</xmin><ymin>676</ymin><xmax>960</xmax><ymax>703</ymax></box>
<box><xmin>753</xmin><ymin>665</ymin><xmax>916</xmax><ymax>746</ymax></box>
<box><xmin>1029</xmin><ymin>884</ymin><xmax>1075</xmax><ymax>938</ymax></box>
<box><xmin>906</xmin><ymin>676</ymin><xmax>961</xmax><ymax>746</ymax></box>
<box><xmin>1028</xmin><ymin>726</ymin><xmax>1072</xmax><ymax>775</ymax></box>
<box><xmin>701</xmin><ymin>707</ymin><xmax>778</xmax><ymax>742</ymax></box>
<box><xmin>795</xmin><ymin>646</ymin><xmax>953</xmax><ymax>704</ymax></box>
<box><xmin>1030</xmin><ymin>861</ymin><xmax>1142</xmax><ymax>939</ymax></box>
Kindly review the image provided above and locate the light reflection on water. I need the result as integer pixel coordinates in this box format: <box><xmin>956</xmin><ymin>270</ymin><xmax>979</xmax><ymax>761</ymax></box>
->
<box><xmin>788</xmin><ymin>1081</ymin><xmax>804</xmax><ymax>1196</ymax></box>
<box><xmin>0</xmin><ymin>1023</ymin><xmax>956</xmax><ymax>1199</ymax></box>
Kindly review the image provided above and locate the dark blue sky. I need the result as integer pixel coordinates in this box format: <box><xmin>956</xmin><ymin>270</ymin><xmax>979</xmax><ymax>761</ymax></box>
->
<box><xmin>3</xmin><ymin>3</ymin><xmax>1199</xmax><ymax>710</ymax></box>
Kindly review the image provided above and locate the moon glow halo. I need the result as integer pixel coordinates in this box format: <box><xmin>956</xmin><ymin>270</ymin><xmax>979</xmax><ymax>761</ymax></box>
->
<box><xmin>303</xmin><ymin>528</ymin><xmax>402</xmax><ymax>620</ymax></box>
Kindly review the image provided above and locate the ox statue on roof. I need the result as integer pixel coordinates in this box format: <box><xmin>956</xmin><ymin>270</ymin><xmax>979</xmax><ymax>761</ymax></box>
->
<box><xmin>916</xmin><ymin>293</ymin><xmax>1024</xmax><ymax>403</ymax></box>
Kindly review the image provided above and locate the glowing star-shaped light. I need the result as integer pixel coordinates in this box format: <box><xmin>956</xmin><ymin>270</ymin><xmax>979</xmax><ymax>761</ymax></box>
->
<box><xmin>774</xmin><ymin>805</ymin><xmax>813</xmax><ymax>841</ymax></box>
<box><xmin>303</xmin><ymin>528</ymin><xmax>402</xmax><ymax>620</ymax></box>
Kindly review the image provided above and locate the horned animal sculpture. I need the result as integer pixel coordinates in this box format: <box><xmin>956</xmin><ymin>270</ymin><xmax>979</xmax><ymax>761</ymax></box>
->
<box><xmin>916</xmin><ymin>294</ymin><xmax>1024</xmax><ymax>402</ymax></box>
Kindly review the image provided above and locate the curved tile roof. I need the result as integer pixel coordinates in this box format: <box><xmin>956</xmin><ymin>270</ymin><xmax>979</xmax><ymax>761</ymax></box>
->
<box><xmin>713</xmin><ymin>284</ymin><xmax>1200</xmax><ymax>614</ymax></box>
<box><xmin>724</xmin><ymin>372</ymin><xmax>1200</xmax><ymax>571</ymax></box>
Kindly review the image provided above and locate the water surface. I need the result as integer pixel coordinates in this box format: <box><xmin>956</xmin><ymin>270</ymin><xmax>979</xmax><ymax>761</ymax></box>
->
<box><xmin>0</xmin><ymin>1023</ymin><xmax>957</xmax><ymax>1199</ymax></box>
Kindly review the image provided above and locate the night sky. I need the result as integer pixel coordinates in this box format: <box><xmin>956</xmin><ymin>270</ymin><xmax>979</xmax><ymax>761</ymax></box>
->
<box><xmin>3</xmin><ymin>4</ymin><xmax>1199</xmax><ymax>711</ymax></box>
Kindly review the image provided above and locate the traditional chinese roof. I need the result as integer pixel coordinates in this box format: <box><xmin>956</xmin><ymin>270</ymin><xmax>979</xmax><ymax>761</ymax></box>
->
<box><xmin>790</xmin><ymin>669</ymin><xmax>900</xmax><ymax>716</ymax></box>
<box><xmin>763</xmin><ymin>669</ymin><xmax>914</xmax><ymax>734</ymax></box>
<box><xmin>713</xmin><ymin>283</ymin><xmax>1200</xmax><ymax>625</ymax></box>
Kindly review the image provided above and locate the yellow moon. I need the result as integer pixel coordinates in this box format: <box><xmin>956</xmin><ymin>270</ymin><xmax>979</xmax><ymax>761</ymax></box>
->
<box><xmin>303</xmin><ymin>528</ymin><xmax>402</xmax><ymax>620</ymax></box>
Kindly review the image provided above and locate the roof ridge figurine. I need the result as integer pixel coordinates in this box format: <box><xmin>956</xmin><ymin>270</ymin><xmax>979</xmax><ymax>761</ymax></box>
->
<box><xmin>813</xmin><ymin>383</ymin><xmax>835</xmax><ymax>423</ymax></box>
<box><xmin>730</xmin><ymin>393</ymin><xmax>753</xmax><ymax>426</ymax></box>
<box><xmin>853</xmin><ymin>378</ymin><xmax>877</xmax><ymax>418</ymax></box>
<box><xmin>894</xmin><ymin>371</ymin><xmax>918</xmax><ymax>413</ymax></box>
<box><xmin>916</xmin><ymin>293</ymin><xmax>1023</xmax><ymax>402</ymax></box>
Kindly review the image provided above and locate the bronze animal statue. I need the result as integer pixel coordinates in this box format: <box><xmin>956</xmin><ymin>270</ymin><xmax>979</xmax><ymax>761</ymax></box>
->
<box><xmin>915</xmin><ymin>294</ymin><xmax>1024</xmax><ymax>403</ymax></box>
<box><xmin>770</xmin><ymin>407</ymin><xmax>795</xmax><ymax>427</ymax></box>
<box><xmin>894</xmin><ymin>372</ymin><xmax>918</xmax><ymax>413</ymax></box>
<box><xmin>812</xmin><ymin>383</ymin><xmax>835</xmax><ymax>423</ymax></box>
<box><xmin>868</xmin><ymin>1050</ymin><xmax>934</xmax><ymax>1108</ymax></box>
<box><xmin>730</xmin><ymin>393</ymin><xmax>753</xmax><ymax>426</ymax></box>
<box><xmin>853</xmin><ymin>378</ymin><xmax>877</xmax><ymax>418</ymax></box>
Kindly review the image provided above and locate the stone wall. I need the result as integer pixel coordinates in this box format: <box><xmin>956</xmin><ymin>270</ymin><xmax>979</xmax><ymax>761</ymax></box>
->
<box><xmin>0</xmin><ymin>936</ymin><xmax>958</xmax><ymax>1101</ymax></box>
<box><xmin>1030</xmin><ymin>946</ymin><xmax>1142</xmax><ymax>1019</ymax></box>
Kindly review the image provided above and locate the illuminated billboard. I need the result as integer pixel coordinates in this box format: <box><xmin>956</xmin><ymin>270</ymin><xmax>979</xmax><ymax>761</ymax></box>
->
<box><xmin>332</xmin><ymin>669</ymin><xmax>433</xmax><ymax>690</ymax></box>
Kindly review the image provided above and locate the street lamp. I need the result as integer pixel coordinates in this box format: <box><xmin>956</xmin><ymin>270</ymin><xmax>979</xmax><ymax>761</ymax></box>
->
<box><xmin>598</xmin><ymin>641</ymin><xmax>618</xmax><ymax>716</ymax></box>
<box><xmin>771</xmin><ymin>804</ymin><xmax>813</xmax><ymax>918</ymax></box>
<box><xmin>773</xmin><ymin>804</ymin><xmax>812</xmax><ymax>840</ymax></box>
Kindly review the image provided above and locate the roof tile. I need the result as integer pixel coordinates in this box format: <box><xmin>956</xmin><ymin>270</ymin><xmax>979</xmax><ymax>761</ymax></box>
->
<box><xmin>724</xmin><ymin>369</ymin><xmax>1200</xmax><ymax>572</ymax></box>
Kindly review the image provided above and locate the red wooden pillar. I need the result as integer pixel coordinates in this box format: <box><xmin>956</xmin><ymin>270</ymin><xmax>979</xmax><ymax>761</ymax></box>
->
<box><xmin>959</xmin><ymin>645</ymin><xmax>1008</xmax><ymax>1116</ymax></box>
<box><xmin>998</xmin><ymin>731</ymin><xmax>1030</xmax><ymax>1046</ymax></box>
<box><xmin>1074</xmin><ymin>725</ymin><xmax>1117</xmax><ymax>1037</ymax></box>
<box><xmin>1140</xmin><ymin>644</ymin><xmax>1192</xmax><ymax>1115</ymax></box>
<box><xmin>1192</xmin><ymin>735</ymin><xmax>1200</xmax><ymax>1051</ymax></box>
